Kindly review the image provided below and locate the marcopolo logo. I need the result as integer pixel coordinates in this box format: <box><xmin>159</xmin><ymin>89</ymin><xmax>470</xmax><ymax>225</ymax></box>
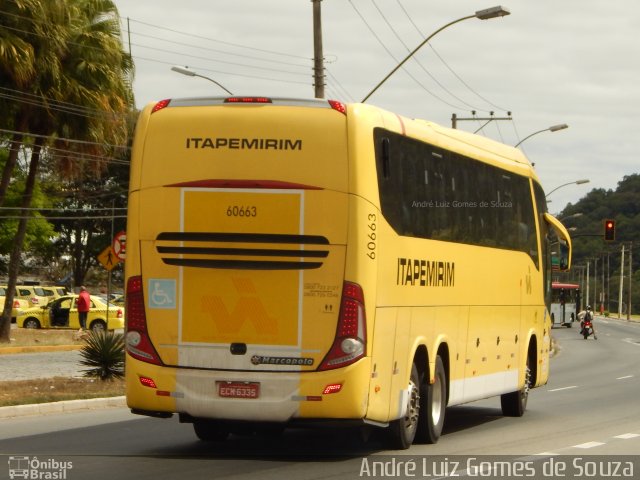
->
<box><xmin>251</xmin><ymin>355</ymin><xmax>314</xmax><ymax>366</ymax></box>
<box><xmin>8</xmin><ymin>456</ymin><xmax>73</xmax><ymax>479</ymax></box>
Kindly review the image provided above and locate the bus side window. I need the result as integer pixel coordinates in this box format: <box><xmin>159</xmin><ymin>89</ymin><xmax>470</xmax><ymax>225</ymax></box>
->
<box><xmin>381</xmin><ymin>138</ymin><xmax>390</xmax><ymax>179</ymax></box>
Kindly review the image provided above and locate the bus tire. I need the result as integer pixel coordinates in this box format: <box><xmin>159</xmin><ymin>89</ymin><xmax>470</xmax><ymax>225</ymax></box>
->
<box><xmin>416</xmin><ymin>355</ymin><xmax>446</xmax><ymax>444</ymax></box>
<box><xmin>193</xmin><ymin>419</ymin><xmax>230</xmax><ymax>442</ymax></box>
<box><xmin>387</xmin><ymin>363</ymin><xmax>420</xmax><ymax>450</ymax></box>
<box><xmin>501</xmin><ymin>352</ymin><xmax>532</xmax><ymax>417</ymax></box>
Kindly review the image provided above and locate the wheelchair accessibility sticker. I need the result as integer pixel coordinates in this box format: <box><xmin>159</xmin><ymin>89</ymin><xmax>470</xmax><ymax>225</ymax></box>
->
<box><xmin>148</xmin><ymin>279</ymin><xmax>176</xmax><ymax>309</ymax></box>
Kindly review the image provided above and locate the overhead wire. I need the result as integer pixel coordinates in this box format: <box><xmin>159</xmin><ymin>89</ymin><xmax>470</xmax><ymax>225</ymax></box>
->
<box><xmin>371</xmin><ymin>0</ymin><xmax>483</xmax><ymax>112</ymax></box>
<box><xmin>395</xmin><ymin>0</ymin><xmax>509</xmax><ymax>114</ymax></box>
<box><xmin>125</xmin><ymin>18</ymin><xmax>310</xmax><ymax>61</ymax></box>
<box><xmin>347</xmin><ymin>0</ymin><xmax>469</xmax><ymax>109</ymax></box>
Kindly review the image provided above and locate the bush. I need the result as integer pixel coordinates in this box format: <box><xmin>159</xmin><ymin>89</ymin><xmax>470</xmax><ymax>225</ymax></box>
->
<box><xmin>79</xmin><ymin>331</ymin><xmax>125</xmax><ymax>381</ymax></box>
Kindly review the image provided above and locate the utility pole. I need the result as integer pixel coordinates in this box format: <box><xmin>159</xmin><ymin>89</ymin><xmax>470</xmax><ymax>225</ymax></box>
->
<box><xmin>628</xmin><ymin>243</ymin><xmax>633</xmax><ymax>321</ymax></box>
<box><xmin>586</xmin><ymin>261</ymin><xmax>590</xmax><ymax>308</ymax></box>
<box><xmin>594</xmin><ymin>258</ymin><xmax>598</xmax><ymax>312</ymax></box>
<box><xmin>312</xmin><ymin>0</ymin><xmax>325</xmax><ymax>99</ymax></box>
<box><xmin>618</xmin><ymin>244</ymin><xmax>625</xmax><ymax>319</ymax></box>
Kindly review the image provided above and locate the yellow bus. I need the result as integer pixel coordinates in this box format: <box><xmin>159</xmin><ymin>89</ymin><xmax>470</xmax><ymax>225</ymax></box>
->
<box><xmin>125</xmin><ymin>97</ymin><xmax>571</xmax><ymax>449</ymax></box>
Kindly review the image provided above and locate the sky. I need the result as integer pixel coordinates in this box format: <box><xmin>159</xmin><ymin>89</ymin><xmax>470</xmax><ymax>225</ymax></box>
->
<box><xmin>112</xmin><ymin>0</ymin><xmax>640</xmax><ymax>213</ymax></box>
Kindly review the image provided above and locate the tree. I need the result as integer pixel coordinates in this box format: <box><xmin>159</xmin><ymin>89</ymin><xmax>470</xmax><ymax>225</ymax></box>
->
<box><xmin>0</xmin><ymin>0</ymin><xmax>134</xmax><ymax>343</ymax></box>
<box><xmin>557</xmin><ymin>174</ymin><xmax>640</xmax><ymax>314</ymax></box>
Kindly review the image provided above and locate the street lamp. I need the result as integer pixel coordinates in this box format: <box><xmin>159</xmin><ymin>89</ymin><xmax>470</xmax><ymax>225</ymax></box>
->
<box><xmin>171</xmin><ymin>65</ymin><xmax>233</xmax><ymax>95</ymax></box>
<box><xmin>560</xmin><ymin>212</ymin><xmax>583</xmax><ymax>222</ymax></box>
<box><xmin>361</xmin><ymin>6</ymin><xmax>510</xmax><ymax>103</ymax></box>
<box><xmin>514</xmin><ymin>124</ymin><xmax>568</xmax><ymax>148</ymax></box>
<box><xmin>545</xmin><ymin>179</ymin><xmax>590</xmax><ymax>198</ymax></box>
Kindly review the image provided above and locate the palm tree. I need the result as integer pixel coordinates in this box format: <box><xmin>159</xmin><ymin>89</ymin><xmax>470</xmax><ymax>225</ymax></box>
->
<box><xmin>0</xmin><ymin>0</ymin><xmax>69</xmax><ymax>206</ymax></box>
<box><xmin>0</xmin><ymin>0</ymin><xmax>134</xmax><ymax>343</ymax></box>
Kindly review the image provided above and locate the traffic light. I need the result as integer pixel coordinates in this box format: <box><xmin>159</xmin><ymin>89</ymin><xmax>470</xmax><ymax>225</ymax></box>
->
<box><xmin>604</xmin><ymin>219</ymin><xmax>615</xmax><ymax>241</ymax></box>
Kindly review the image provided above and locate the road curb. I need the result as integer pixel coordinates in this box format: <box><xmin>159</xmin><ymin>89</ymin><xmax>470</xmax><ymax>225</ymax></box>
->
<box><xmin>0</xmin><ymin>345</ymin><xmax>84</xmax><ymax>355</ymax></box>
<box><xmin>0</xmin><ymin>396</ymin><xmax>126</xmax><ymax>419</ymax></box>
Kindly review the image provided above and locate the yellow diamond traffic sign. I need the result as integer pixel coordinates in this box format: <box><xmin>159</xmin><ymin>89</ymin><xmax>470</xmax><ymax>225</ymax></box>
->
<box><xmin>97</xmin><ymin>245</ymin><xmax>121</xmax><ymax>271</ymax></box>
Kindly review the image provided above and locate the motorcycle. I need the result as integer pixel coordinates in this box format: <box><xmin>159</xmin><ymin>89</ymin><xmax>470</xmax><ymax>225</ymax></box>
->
<box><xmin>581</xmin><ymin>317</ymin><xmax>597</xmax><ymax>340</ymax></box>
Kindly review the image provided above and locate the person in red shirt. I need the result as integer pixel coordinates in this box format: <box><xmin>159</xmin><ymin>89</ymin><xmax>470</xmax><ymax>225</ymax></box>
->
<box><xmin>77</xmin><ymin>286</ymin><xmax>91</xmax><ymax>331</ymax></box>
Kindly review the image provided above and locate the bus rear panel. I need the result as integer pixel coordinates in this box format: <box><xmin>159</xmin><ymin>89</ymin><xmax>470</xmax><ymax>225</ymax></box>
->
<box><xmin>125</xmin><ymin>98</ymin><xmax>370</xmax><ymax>423</ymax></box>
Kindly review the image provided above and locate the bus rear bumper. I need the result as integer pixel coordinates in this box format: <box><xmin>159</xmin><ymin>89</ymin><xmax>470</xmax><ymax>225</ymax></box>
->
<box><xmin>126</xmin><ymin>355</ymin><xmax>371</xmax><ymax>423</ymax></box>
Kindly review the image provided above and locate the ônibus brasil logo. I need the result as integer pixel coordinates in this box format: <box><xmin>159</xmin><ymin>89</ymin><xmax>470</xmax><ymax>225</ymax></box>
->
<box><xmin>8</xmin><ymin>456</ymin><xmax>73</xmax><ymax>479</ymax></box>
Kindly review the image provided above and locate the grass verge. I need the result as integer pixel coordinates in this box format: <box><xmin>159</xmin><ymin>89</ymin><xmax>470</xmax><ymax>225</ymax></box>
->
<box><xmin>0</xmin><ymin>377</ymin><xmax>124</xmax><ymax>407</ymax></box>
<box><xmin>6</xmin><ymin>328</ymin><xmax>85</xmax><ymax>347</ymax></box>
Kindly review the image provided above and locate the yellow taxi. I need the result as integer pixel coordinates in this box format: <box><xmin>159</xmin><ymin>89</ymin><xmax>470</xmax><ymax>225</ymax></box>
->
<box><xmin>0</xmin><ymin>286</ymin><xmax>30</xmax><ymax>322</ymax></box>
<box><xmin>17</xmin><ymin>294</ymin><xmax>125</xmax><ymax>331</ymax></box>
<box><xmin>13</xmin><ymin>285</ymin><xmax>49</xmax><ymax>306</ymax></box>
<box><xmin>40</xmin><ymin>286</ymin><xmax>68</xmax><ymax>303</ymax></box>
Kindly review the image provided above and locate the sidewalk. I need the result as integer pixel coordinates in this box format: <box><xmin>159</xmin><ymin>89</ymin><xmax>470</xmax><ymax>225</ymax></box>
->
<box><xmin>0</xmin><ymin>396</ymin><xmax>126</xmax><ymax>419</ymax></box>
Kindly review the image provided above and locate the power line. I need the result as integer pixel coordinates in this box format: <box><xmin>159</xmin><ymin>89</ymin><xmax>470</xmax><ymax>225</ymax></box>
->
<box><xmin>395</xmin><ymin>0</ymin><xmax>509</xmax><ymax>113</ymax></box>
<box><xmin>127</xmin><ymin>30</ymin><xmax>310</xmax><ymax>69</ymax></box>
<box><xmin>0</xmin><ymin>215</ymin><xmax>127</xmax><ymax>220</ymax></box>
<box><xmin>124</xmin><ymin>18</ymin><xmax>310</xmax><ymax>61</ymax></box>
<box><xmin>0</xmin><ymin>87</ymin><xmax>129</xmax><ymax>120</ymax></box>
<box><xmin>371</xmin><ymin>0</ymin><xmax>481</xmax><ymax>112</ymax></box>
<box><xmin>133</xmin><ymin>55</ymin><xmax>310</xmax><ymax>87</ymax></box>
<box><xmin>0</xmin><ymin>128</ymin><xmax>129</xmax><ymax>151</ymax></box>
<box><xmin>130</xmin><ymin>42</ymin><xmax>310</xmax><ymax>78</ymax></box>
<box><xmin>347</xmin><ymin>0</ymin><xmax>468</xmax><ymax>109</ymax></box>
<box><xmin>0</xmin><ymin>206</ymin><xmax>127</xmax><ymax>212</ymax></box>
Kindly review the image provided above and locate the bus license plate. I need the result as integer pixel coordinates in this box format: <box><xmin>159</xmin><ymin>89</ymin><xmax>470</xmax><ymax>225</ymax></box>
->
<box><xmin>217</xmin><ymin>382</ymin><xmax>260</xmax><ymax>399</ymax></box>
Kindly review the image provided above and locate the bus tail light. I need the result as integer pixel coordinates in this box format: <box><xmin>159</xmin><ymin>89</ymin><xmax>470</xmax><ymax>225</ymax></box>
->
<box><xmin>328</xmin><ymin>100</ymin><xmax>346</xmax><ymax>115</ymax></box>
<box><xmin>224</xmin><ymin>97</ymin><xmax>272</xmax><ymax>104</ymax></box>
<box><xmin>151</xmin><ymin>99</ymin><xmax>171</xmax><ymax>113</ymax></box>
<box><xmin>318</xmin><ymin>282</ymin><xmax>366</xmax><ymax>371</ymax></box>
<box><xmin>323</xmin><ymin>383</ymin><xmax>343</xmax><ymax>395</ymax></box>
<box><xmin>126</xmin><ymin>276</ymin><xmax>163</xmax><ymax>365</ymax></box>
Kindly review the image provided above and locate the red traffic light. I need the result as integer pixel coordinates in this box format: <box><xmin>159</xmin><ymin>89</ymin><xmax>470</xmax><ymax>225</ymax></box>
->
<box><xmin>604</xmin><ymin>219</ymin><xmax>615</xmax><ymax>241</ymax></box>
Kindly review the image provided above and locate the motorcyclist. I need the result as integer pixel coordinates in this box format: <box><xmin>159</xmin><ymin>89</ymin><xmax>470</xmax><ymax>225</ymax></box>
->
<box><xmin>578</xmin><ymin>305</ymin><xmax>597</xmax><ymax>340</ymax></box>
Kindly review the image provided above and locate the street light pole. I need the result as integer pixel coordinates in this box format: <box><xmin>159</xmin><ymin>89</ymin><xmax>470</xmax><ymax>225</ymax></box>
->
<box><xmin>514</xmin><ymin>124</ymin><xmax>568</xmax><ymax>148</ymax></box>
<box><xmin>361</xmin><ymin>6</ymin><xmax>510</xmax><ymax>103</ymax></box>
<box><xmin>171</xmin><ymin>65</ymin><xmax>234</xmax><ymax>95</ymax></box>
<box><xmin>545</xmin><ymin>179</ymin><xmax>590</xmax><ymax>198</ymax></box>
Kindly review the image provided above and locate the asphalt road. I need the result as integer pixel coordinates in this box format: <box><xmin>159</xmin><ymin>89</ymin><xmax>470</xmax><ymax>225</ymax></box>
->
<box><xmin>1</xmin><ymin>317</ymin><xmax>639</xmax><ymax>480</ymax></box>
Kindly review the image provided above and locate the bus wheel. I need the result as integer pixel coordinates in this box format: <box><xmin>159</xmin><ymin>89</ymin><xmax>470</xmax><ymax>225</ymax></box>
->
<box><xmin>193</xmin><ymin>419</ymin><xmax>230</xmax><ymax>442</ymax></box>
<box><xmin>501</xmin><ymin>353</ymin><xmax>532</xmax><ymax>417</ymax></box>
<box><xmin>416</xmin><ymin>355</ymin><xmax>446</xmax><ymax>444</ymax></box>
<box><xmin>387</xmin><ymin>363</ymin><xmax>420</xmax><ymax>450</ymax></box>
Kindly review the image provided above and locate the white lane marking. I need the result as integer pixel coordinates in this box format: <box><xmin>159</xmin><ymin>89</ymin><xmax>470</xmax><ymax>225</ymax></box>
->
<box><xmin>548</xmin><ymin>385</ymin><xmax>578</xmax><ymax>392</ymax></box>
<box><xmin>622</xmin><ymin>338</ymin><xmax>640</xmax><ymax>347</ymax></box>
<box><xmin>573</xmin><ymin>441</ymin><xmax>605</xmax><ymax>449</ymax></box>
<box><xmin>617</xmin><ymin>375</ymin><xmax>634</xmax><ymax>380</ymax></box>
<box><xmin>536</xmin><ymin>432</ymin><xmax>640</xmax><ymax>456</ymax></box>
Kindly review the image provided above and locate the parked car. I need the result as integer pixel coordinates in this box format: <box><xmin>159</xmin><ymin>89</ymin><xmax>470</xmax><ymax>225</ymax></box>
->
<box><xmin>110</xmin><ymin>294</ymin><xmax>125</xmax><ymax>307</ymax></box>
<box><xmin>0</xmin><ymin>287</ymin><xmax>30</xmax><ymax>322</ymax></box>
<box><xmin>13</xmin><ymin>285</ymin><xmax>49</xmax><ymax>307</ymax></box>
<box><xmin>41</xmin><ymin>286</ymin><xmax>68</xmax><ymax>302</ymax></box>
<box><xmin>16</xmin><ymin>294</ymin><xmax>125</xmax><ymax>331</ymax></box>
